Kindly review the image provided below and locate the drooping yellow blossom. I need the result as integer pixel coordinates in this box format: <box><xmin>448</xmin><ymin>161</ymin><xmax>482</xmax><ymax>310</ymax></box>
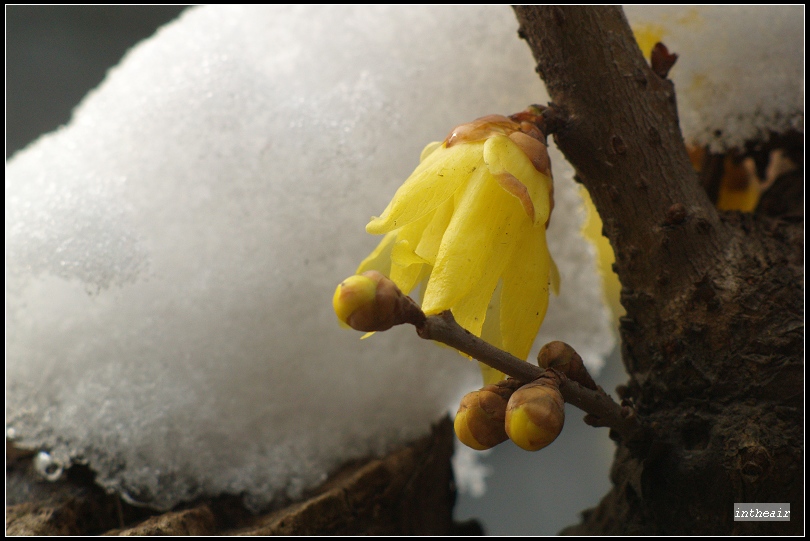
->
<box><xmin>357</xmin><ymin>110</ymin><xmax>559</xmax><ymax>384</ymax></box>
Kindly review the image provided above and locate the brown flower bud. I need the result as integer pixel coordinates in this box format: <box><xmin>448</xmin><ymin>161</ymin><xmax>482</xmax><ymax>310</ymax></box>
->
<box><xmin>333</xmin><ymin>271</ymin><xmax>423</xmax><ymax>332</ymax></box>
<box><xmin>505</xmin><ymin>379</ymin><xmax>565</xmax><ymax>451</ymax></box>
<box><xmin>537</xmin><ymin>341</ymin><xmax>597</xmax><ymax>390</ymax></box>
<box><xmin>454</xmin><ymin>380</ymin><xmax>519</xmax><ymax>450</ymax></box>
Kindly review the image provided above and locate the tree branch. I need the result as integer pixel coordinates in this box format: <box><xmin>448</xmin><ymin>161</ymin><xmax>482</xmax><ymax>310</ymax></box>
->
<box><xmin>416</xmin><ymin>311</ymin><xmax>643</xmax><ymax>444</ymax></box>
<box><xmin>513</xmin><ymin>6</ymin><xmax>732</xmax><ymax>307</ymax></box>
<box><xmin>512</xmin><ymin>7</ymin><xmax>804</xmax><ymax>534</ymax></box>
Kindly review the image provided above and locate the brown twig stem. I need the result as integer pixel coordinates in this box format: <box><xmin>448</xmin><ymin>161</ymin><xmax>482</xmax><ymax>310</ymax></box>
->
<box><xmin>415</xmin><ymin>310</ymin><xmax>643</xmax><ymax>443</ymax></box>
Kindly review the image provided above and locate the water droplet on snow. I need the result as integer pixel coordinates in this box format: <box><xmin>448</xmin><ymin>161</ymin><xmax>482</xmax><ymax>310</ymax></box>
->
<box><xmin>34</xmin><ymin>451</ymin><xmax>64</xmax><ymax>481</ymax></box>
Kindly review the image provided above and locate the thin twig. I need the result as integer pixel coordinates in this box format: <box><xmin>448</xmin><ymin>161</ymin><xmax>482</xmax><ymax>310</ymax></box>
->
<box><xmin>414</xmin><ymin>310</ymin><xmax>644</xmax><ymax>443</ymax></box>
<box><xmin>416</xmin><ymin>311</ymin><xmax>543</xmax><ymax>382</ymax></box>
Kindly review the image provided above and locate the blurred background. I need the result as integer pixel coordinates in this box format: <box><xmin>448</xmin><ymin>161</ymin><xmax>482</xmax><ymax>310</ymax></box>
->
<box><xmin>6</xmin><ymin>6</ymin><xmax>188</xmax><ymax>158</ymax></box>
<box><xmin>6</xmin><ymin>6</ymin><xmax>628</xmax><ymax>534</ymax></box>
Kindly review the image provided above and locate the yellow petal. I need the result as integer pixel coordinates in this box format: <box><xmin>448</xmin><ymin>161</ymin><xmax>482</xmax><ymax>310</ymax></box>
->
<box><xmin>419</xmin><ymin>141</ymin><xmax>443</xmax><ymax>162</ymax></box>
<box><xmin>483</xmin><ymin>134</ymin><xmax>552</xmax><ymax>226</ymax></box>
<box><xmin>451</xmin><ymin>265</ymin><xmax>503</xmax><ymax>338</ymax></box>
<box><xmin>390</xmin><ymin>242</ymin><xmax>427</xmax><ymax>296</ymax></box>
<box><xmin>632</xmin><ymin>23</ymin><xmax>666</xmax><ymax>60</ymax></box>
<box><xmin>414</xmin><ymin>198</ymin><xmax>454</xmax><ymax>266</ymax></box>
<box><xmin>549</xmin><ymin>256</ymin><xmax>560</xmax><ymax>296</ymax></box>
<box><xmin>356</xmin><ymin>230</ymin><xmax>397</xmax><ymax>276</ymax></box>
<box><xmin>452</xmin><ymin>275</ymin><xmax>508</xmax><ymax>385</ymax></box>
<box><xmin>716</xmin><ymin>155</ymin><xmax>761</xmax><ymax>212</ymax></box>
<box><xmin>388</xmin><ymin>212</ymin><xmax>433</xmax><ymax>295</ymax></box>
<box><xmin>391</xmin><ymin>239</ymin><xmax>428</xmax><ymax>267</ymax></box>
<box><xmin>579</xmin><ymin>186</ymin><xmax>622</xmax><ymax>319</ymax></box>
<box><xmin>422</xmin><ymin>169</ymin><xmax>524</xmax><ymax>315</ymax></box>
<box><xmin>507</xmin><ymin>131</ymin><xmax>551</xmax><ymax>177</ymax></box>
<box><xmin>366</xmin><ymin>142</ymin><xmax>483</xmax><ymax>235</ymax></box>
<box><xmin>389</xmin><ymin>210</ymin><xmax>432</xmax><ymax>267</ymax></box>
<box><xmin>478</xmin><ymin>282</ymin><xmax>507</xmax><ymax>384</ymax></box>
<box><xmin>480</xmin><ymin>363</ymin><xmax>507</xmax><ymax>386</ymax></box>
<box><xmin>717</xmin><ymin>184</ymin><xmax>760</xmax><ymax>212</ymax></box>
<box><xmin>479</xmin><ymin>280</ymin><xmax>504</xmax><ymax>350</ymax></box>
<box><xmin>499</xmin><ymin>222</ymin><xmax>553</xmax><ymax>361</ymax></box>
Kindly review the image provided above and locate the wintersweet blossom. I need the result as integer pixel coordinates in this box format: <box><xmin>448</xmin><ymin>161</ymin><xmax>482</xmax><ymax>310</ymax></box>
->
<box><xmin>357</xmin><ymin>110</ymin><xmax>559</xmax><ymax>384</ymax></box>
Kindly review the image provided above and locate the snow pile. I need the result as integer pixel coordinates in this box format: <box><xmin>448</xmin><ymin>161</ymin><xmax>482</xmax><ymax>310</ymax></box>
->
<box><xmin>6</xmin><ymin>5</ymin><xmax>614</xmax><ymax>511</ymax></box>
<box><xmin>624</xmin><ymin>5</ymin><xmax>804</xmax><ymax>151</ymax></box>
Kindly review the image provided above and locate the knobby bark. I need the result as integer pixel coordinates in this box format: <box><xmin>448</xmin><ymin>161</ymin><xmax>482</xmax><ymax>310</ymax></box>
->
<box><xmin>6</xmin><ymin>419</ymin><xmax>465</xmax><ymax>535</ymax></box>
<box><xmin>513</xmin><ymin>6</ymin><xmax>803</xmax><ymax>535</ymax></box>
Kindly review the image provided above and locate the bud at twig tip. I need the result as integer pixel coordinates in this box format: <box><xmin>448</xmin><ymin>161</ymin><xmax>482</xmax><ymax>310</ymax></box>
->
<box><xmin>333</xmin><ymin>271</ymin><xmax>424</xmax><ymax>332</ymax></box>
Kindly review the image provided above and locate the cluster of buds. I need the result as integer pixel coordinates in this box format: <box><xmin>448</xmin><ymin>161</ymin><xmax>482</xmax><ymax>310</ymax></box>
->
<box><xmin>455</xmin><ymin>375</ymin><xmax>565</xmax><ymax>452</ymax></box>
<box><xmin>454</xmin><ymin>341</ymin><xmax>603</xmax><ymax>452</ymax></box>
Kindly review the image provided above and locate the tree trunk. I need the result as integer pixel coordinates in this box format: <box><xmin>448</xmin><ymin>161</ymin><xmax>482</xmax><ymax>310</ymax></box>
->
<box><xmin>513</xmin><ymin>6</ymin><xmax>803</xmax><ymax>535</ymax></box>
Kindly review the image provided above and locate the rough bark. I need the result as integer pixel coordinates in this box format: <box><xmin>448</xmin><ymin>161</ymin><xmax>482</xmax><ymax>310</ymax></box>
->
<box><xmin>7</xmin><ymin>419</ymin><xmax>468</xmax><ymax>535</ymax></box>
<box><xmin>513</xmin><ymin>6</ymin><xmax>803</xmax><ymax>535</ymax></box>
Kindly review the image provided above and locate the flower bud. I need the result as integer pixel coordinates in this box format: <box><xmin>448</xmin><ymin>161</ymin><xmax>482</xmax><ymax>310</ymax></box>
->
<box><xmin>505</xmin><ymin>379</ymin><xmax>565</xmax><ymax>451</ymax></box>
<box><xmin>454</xmin><ymin>381</ymin><xmax>517</xmax><ymax>450</ymax></box>
<box><xmin>537</xmin><ymin>341</ymin><xmax>597</xmax><ymax>390</ymax></box>
<box><xmin>333</xmin><ymin>274</ymin><xmax>376</xmax><ymax>326</ymax></box>
<box><xmin>332</xmin><ymin>271</ymin><xmax>402</xmax><ymax>332</ymax></box>
<box><xmin>333</xmin><ymin>271</ymin><xmax>403</xmax><ymax>332</ymax></box>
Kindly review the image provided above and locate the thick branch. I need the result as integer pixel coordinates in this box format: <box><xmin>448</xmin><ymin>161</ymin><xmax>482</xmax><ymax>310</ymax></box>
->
<box><xmin>513</xmin><ymin>6</ymin><xmax>732</xmax><ymax>301</ymax></box>
<box><xmin>512</xmin><ymin>7</ymin><xmax>804</xmax><ymax>535</ymax></box>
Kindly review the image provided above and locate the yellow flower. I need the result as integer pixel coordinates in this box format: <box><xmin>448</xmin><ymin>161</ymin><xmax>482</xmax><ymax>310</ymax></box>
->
<box><xmin>357</xmin><ymin>111</ymin><xmax>559</xmax><ymax>384</ymax></box>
